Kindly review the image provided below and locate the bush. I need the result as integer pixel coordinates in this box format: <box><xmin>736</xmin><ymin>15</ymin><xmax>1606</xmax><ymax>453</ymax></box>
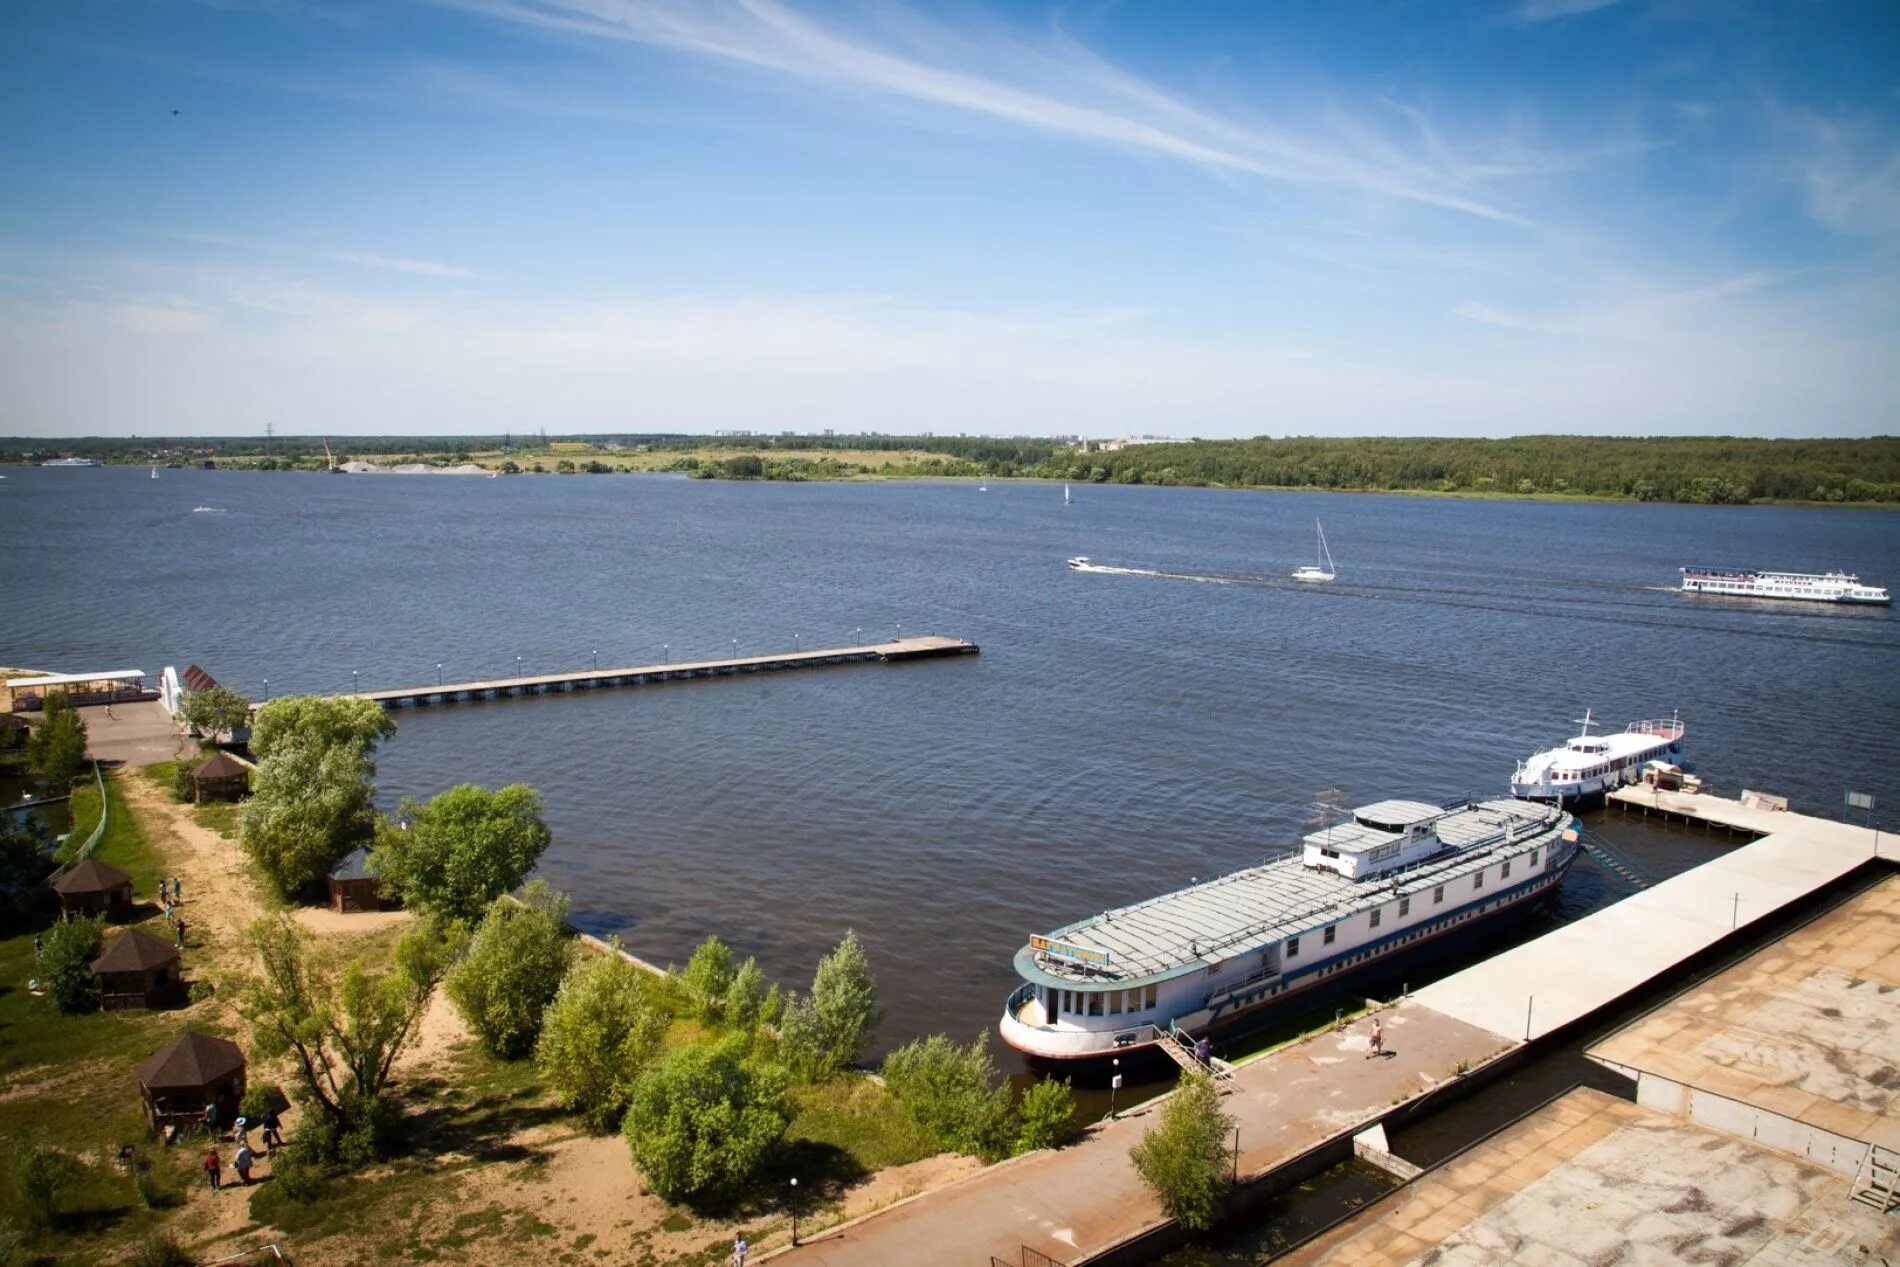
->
<box><xmin>622</xmin><ymin>1039</ymin><xmax>789</xmax><ymax>1206</ymax></box>
<box><xmin>129</xmin><ymin>1232</ymin><xmax>191</xmax><ymax>1267</ymax></box>
<box><xmin>536</xmin><ymin>950</ymin><xmax>669</xmax><ymax>1130</ymax></box>
<box><xmin>802</xmin><ymin>930</ymin><xmax>881</xmax><ymax>1077</ymax></box>
<box><xmin>263</xmin><ymin>1142</ymin><xmax>328</xmax><ymax>1202</ymax></box>
<box><xmin>372</xmin><ymin>783</ymin><xmax>551</xmax><ymax>923</ymax></box>
<box><xmin>1129</xmin><ymin>1072</ymin><xmax>1235</xmax><ymax>1231</ymax></box>
<box><xmin>239</xmin><ymin>1083</ymin><xmax>288</xmax><ymax>1122</ymax></box>
<box><xmin>445</xmin><ymin>882</ymin><xmax>573</xmax><ymax>1058</ymax></box>
<box><xmin>880</xmin><ymin>1034</ymin><xmax>1015</xmax><ymax>1160</ymax></box>
<box><xmin>25</xmin><ymin>695</ymin><xmax>87</xmax><ymax>788</ymax></box>
<box><xmin>10</xmin><ymin>1141</ymin><xmax>76</xmax><ymax>1228</ymax></box>
<box><xmin>1015</xmin><ymin>1077</ymin><xmax>1078</xmax><ymax>1153</ymax></box>
<box><xmin>680</xmin><ymin>935</ymin><xmax>734</xmax><ymax>1022</ymax></box>
<box><xmin>725</xmin><ymin>957</ymin><xmax>767</xmax><ymax>1030</ymax></box>
<box><xmin>40</xmin><ymin>914</ymin><xmax>104</xmax><ymax>1013</ymax></box>
<box><xmin>169</xmin><ymin>758</ymin><xmax>199</xmax><ymax>802</ymax></box>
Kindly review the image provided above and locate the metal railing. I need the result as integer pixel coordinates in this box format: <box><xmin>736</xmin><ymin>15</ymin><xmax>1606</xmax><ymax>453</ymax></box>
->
<box><xmin>45</xmin><ymin>761</ymin><xmax>108</xmax><ymax>885</ymax></box>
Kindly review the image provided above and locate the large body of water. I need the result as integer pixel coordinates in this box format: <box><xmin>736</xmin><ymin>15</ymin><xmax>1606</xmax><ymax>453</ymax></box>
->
<box><xmin>5</xmin><ymin>466</ymin><xmax>1897</xmax><ymax>1071</ymax></box>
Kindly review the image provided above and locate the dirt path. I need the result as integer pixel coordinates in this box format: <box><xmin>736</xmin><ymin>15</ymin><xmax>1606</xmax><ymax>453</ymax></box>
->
<box><xmin>120</xmin><ymin>774</ymin><xmax>267</xmax><ymax>982</ymax></box>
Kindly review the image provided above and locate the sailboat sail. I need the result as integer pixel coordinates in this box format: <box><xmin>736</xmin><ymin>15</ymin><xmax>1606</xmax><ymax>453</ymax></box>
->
<box><xmin>1292</xmin><ymin>520</ymin><xmax>1337</xmax><ymax>582</ymax></box>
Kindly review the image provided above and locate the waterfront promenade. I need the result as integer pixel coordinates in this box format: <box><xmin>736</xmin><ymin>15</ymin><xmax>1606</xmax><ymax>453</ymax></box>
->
<box><xmin>776</xmin><ymin>800</ymin><xmax>1894</xmax><ymax>1265</ymax></box>
<box><xmin>257</xmin><ymin>635</ymin><xmax>978</xmax><ymax>711</ymax></box>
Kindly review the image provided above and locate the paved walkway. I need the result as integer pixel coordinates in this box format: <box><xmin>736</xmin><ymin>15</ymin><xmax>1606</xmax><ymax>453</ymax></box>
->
<box><xmin>778</xmin><ymin>1004</ymin><xmax>1507</xmax><ymax>1266</ymax></box>
<box><xmin>80</xmin><ymin>698</ymin><xmax>191</xmax><ymax>767</ymax></box>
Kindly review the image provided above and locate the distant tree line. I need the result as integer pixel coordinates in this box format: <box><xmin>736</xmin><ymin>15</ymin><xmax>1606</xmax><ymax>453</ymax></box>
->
<box><xmin>6</xmin><ymin>433</ymin><xmax>1895</xmax><ymax>504</ymax></box>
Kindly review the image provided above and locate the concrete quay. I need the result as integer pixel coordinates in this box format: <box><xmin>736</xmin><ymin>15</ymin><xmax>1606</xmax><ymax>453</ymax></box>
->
<box><xmin>1282</xmin><ymin>875</ymin><xmax>1900</xmax><ymax>1265</ymax></box>
<box><xmin>776</xmin><ymin>805</ymin><xmax>1893</xmax><ymax>1265</ymax></box>
<box><xmin>256</xmin><ymin>635</ymin><xmax>979</xmax><ymax>711</ymax></box>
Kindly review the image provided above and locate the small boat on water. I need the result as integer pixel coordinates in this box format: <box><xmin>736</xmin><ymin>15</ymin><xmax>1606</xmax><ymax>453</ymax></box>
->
<box><xmin>1066</xmin><ymin>555</ymin><xmax>1092</xmax><ymax>571</ymax></box>
<box><xmin>1510</xmin><ymin>710</ymin><xmax>1684</xmax><ymax>807</ymax></box>
<box><xmin>1291</xmin><ymin>519</ymin><xmax>1336</xmax><ymax>583</ymax></box>
<box><xmin>1679</xmin><ymin>566</ymin><xmax>1889</xmax><ymax>606</ymax></box>
<box><xmin>150</xmin><ymin>466</ymin><xmax>159</xmax><ymax>479</ymax></box>
<box><xmin>1000</xmin><ymin>796</ymin><xmax>1578</xmax><ymax>1062</ymax></box>
<box><xmin>1064</xmin><ymin>484</ymin><xmax>1073</xmax><ymax>505</ymax></box>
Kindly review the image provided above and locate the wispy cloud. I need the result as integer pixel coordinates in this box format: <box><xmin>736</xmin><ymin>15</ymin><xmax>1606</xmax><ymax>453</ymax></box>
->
<box><xmin>1515</xmin><ymin>0</ymin><xmax>1632</xmax><ymax>24</ymax></box>
<box><xmin>330</xmin><ymin>251</ymin><xmax>478</xmax><ymax>278</ymax></box>
<box><xmin>447</xmin><ymin>0</ymin><xmax>1539</xmax><ymax>224</ymax></box>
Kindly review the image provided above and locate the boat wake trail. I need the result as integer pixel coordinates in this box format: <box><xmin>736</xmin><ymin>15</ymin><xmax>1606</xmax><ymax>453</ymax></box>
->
<box><xmin>1071</xmin><ymin>563</ymin><xmax>1236</xmax><ymax>585</ymax></box>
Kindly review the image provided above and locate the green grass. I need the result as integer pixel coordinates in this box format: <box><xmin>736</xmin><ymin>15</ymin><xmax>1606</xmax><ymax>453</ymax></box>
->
<box><xmin>785</xmin><ymin>1075</ymin><xmax>941</xmax><ymax>1172</ymax></box>
<box><xmin>140</xmin><ymin>762</ymin><xmax>243</xmax><ymax>840</ymax></box>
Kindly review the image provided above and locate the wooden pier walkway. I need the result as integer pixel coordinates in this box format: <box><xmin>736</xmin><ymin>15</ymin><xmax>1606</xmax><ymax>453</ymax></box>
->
<box><xmin>308</xmin><ymin>636</ymin><xmax>979</xmax><ymax>710</ymax></box>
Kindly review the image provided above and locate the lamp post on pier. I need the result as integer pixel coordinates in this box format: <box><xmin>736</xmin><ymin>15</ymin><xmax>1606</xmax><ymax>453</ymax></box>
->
<box><xmin>592</xmin><ymin>649</ymin><xmax>598</xmax><ymax>671</ymax></box>
<box><xmin>515</xmin><ymin>655</ymin><xmax>522</xmax><ymax>678</ymax></box>
<box><xmin>731</xmin><ymin>638</ymin><xmax>738</xmax><ymax>659</ymax></box>
<box><xmin>351</xmin><ymin>669</ymin><xmax>358</xmax><ymax>695</ymax></box>
<box><xmin>662</xmin><ymin>643</ymin><xmax>669</xmax><ymax>665</ymax></box>
<box><xmin>789</xmin><ymin>1176</ymin><xmax>799</xmax><ymax>1246</ymax></box>
<box><xmin>262</xmin><ymin>678</ymin><xmax>269</xmax><ymax>701</ymax></box>
<box><xmin>436</xmin><ymin>663</ymin><xmax>443</xmax><ymax>685</ymax></box>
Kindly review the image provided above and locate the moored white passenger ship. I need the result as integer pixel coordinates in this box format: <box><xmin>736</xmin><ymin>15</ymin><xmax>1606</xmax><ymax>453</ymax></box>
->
<box><xmin>1510</xmin><ymin>711</ymin><xmax>1685</xmax><ymax>807</ymax></box>
<box><xmin>1000</xmin><ymin>798</ymin><xmax>1578</xmax><ymax>1062</ymax></box>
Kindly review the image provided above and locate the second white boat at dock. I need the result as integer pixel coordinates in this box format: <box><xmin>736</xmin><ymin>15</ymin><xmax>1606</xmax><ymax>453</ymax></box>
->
<box><xmin>1510</xmin><ymin>710</ymin><xmax>1684</xmax><ymax>806</ymax></box>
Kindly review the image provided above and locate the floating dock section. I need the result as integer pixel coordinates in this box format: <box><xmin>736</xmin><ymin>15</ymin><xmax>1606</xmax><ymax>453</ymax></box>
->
<box><xmin>270</xmin><ymin>635</ymin><xmax>978</xmax><ymax>711</ymax></box>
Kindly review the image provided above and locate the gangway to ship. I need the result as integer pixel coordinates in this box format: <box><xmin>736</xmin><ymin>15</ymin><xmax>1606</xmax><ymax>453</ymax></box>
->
<box><xmin>1575</xmin><ymin>829</ymin><xmax>1654</xmax><ymax>891</ymax></box>
<box><xmin>1145</xmin><ymin>1022</ymin><xmax>1235</xmax><ymax>1085</ymax></box>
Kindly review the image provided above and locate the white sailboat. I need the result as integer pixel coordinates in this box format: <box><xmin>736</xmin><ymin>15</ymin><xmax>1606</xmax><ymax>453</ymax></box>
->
<box><xmin>1064</xmin><ymin>484</ymin><xmax>1073</xmax><ymax>505</ymax></box>
<box><xmin>1291</xmin><ymin>519</ymin><xmax>1337</xmax><ymax>582</ymax></box>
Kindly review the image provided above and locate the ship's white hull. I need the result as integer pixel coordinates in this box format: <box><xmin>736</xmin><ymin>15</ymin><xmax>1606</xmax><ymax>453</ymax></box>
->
<box><xmin>1001</xmin><ymin>837</ymin><xmax>1578</xmax><ymax>1062</ymax></box>
<box><xmin>1681</xmin><ymin>582</ymin><xmax>1889</xmax><ymax>606</ymax></box>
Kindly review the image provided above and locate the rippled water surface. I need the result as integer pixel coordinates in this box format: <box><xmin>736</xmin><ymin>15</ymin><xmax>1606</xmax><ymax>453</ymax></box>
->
<box><xmin>5</xmin><ymin>467</ymin><xmax>1896</xmax><ymax>1068</ymax></box>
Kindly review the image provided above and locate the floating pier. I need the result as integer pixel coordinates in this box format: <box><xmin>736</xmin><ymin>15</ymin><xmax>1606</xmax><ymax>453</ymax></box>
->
<box><xmin>265</xmin><ymin>635</ymin><xmax>978</xmax><ymax>711</ymax></box>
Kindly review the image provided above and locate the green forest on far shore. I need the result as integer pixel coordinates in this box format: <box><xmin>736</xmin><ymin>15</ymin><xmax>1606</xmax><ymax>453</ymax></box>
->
<box><xmin>6</xmin><ymin>433</ymin><xmax>1898</xmax><ymax>506</ymax></box>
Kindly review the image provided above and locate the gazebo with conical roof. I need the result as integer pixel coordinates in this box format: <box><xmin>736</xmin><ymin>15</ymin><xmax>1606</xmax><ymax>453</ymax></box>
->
<box><xmin>51</xmin><ymin>857</ymin><xmax>134</xmax><ymax>917</ymax></box>
<box><xmin>91</xmin><ymin>928</ymin><xmax>182</xmax><ymax>1010</ymax></box>
<box><xmin>189</xmin><ymin>750</ymin><xmax>250</xmax><ymax>803</ymax></box>
<box><xmin>135</xmin><ymin>1031</ymin><xmax>246</xmax><ymax>1133</ymax></box>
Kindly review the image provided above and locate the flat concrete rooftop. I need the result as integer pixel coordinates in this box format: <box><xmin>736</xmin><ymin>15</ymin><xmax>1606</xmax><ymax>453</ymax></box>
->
<box><xmin>1589</xmin><ymin>874</ymin><xmax>1900</xmax><ymax>1155</ymax></box>
<box><xmin>1281</xmin><ymin>1087</ymin><xmax>1899</xmax><ymax>1265</ymax></box>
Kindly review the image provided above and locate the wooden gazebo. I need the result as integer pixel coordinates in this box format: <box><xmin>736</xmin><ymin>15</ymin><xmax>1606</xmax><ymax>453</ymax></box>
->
<box><xmin>91</xmin><ymin>928</ymin><xmax>182</xmax><ymax>1010</ymax></box>
<box><xmin>135</xmin><ymin>1031</ymin><xmax>246</xmax><ymax>1133</ymax></box>
<box><xmin>189</xmin><ymin>751</ymin><xmax>250</xmax><ymax>803</ymax></box>
<box><xmin>327</xmin><ymin>847</ymin><xmax>384</xmax><ymax>913</ymax></box>
<box><xmin>52</xmin><ymin>858</ymin><xmax>134</xmax><ymax>917</ymax></box>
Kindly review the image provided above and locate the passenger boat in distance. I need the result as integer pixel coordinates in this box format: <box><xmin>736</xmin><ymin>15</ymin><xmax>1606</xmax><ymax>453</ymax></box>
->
<box><xmin>1679</xmin><ymin>566</ymin><xmax>1890</xmax><ymax>605</ymax></box>
<box><xmin>1510</xmin><ymin>710</ymin><xmax>1684</xmax><ymax>807</ymax></box>
<box><xmin>999</xmin><ymin>797</ymin><xmax>1578</xmax><ymax>1062</ymax></box>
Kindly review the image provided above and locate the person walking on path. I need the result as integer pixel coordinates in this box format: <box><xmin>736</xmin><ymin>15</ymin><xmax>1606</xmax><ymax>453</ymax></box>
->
<box><xmin>732</xmin><ymin>1234</ymin><xmax>748</xmax><ymax>1267</ymax></box>
<box><xmin>261</xmin><ymin>1110</ymin><xmax>282</xmax><ymax>1154</ymax></box>
<box><xmin>203</xmin><ymin>1100</ymin><xmax>218</xmax><ymax>1135</ymax></box>
<box><xmin>172</xmin><ymin>876</ymin><xmax>182</xmax><ymax>903</ymax></box>
<box><xmin>203</xmin><ymin>1148</ymin><xmax>221</xmax><ymax>1192</ymax></box>
<box><xmin>1194</xmin><ymin>1035</ymin><xmax>1211</xmax><ymax>1066</ymax></box>
<box><xmin>175</xmin><ymin>918</ymin><xmax>186</xmax><ymax>950</ymax></box>
<box><xmin>233</xmin><ymin>1144</ymin><xmax>254</xmax><ymax>1185</ymax></box>
<box><xmin>1366</xmin><ymin>1017</ymin><xmax>1385</xmax><ymax>1060</ymax></box>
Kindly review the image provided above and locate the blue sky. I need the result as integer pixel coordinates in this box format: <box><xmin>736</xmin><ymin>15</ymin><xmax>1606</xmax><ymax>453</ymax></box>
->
<box><xmin>2</xmin><ymin>0</ymin><xmax>1897</xmax><ymax>438</ymax></box>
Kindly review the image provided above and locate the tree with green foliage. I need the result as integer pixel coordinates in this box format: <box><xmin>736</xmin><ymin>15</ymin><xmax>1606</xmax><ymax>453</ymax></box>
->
<box><xmin>240</xmin><ymin>915</ymin><xmax>453</xmax><ymax>1163</ymax></box>
<box><xmin>249</xmin><ymin>695</ymin><xmax>394</xmax><ymax>765</ymax></box>
<box><xmin>621</xmin><ymin>1038</ymin><xmax>789</xmax><ymax>1206</ymax></box>
<box><xmin>39</xmin><ymin>914</ymin><xmax>104</xmax><ymax>1013</ymax></box>
<box><xmin>724</xmin><ymin>957</ymin><xmax>767</xmax><ymax>1030</ymax></box>
<box><xmin>536</xmin><ymin>949</ymin><xmax>669</xmax><ymax>1130</ymax></box>
<box><xmin>240</xmin><ymin>740</ymin><xmax>377</xmax><ymax>899</ymax></box>
<box><xmin>880</xmin><ymin>1034</ymin><xmax>1016</xmax><ymax>1160</ymax></box>
<box><xmin>371</xmin><ymin>783</ymin><xmax>551</xmax><ymax>924</ymax></box>
<box><xmin>1015</xmin><ymin>1077</ymin><xmax>1078</xmax><ymax>1153</ymax></box>
<box><xmin>445</xmin><ymin>882</ymin><xmax>573</xmax><ymax>1058</ymax></box>
<box><xmin>0</xmin><ymin>821</ymin><xmax>51</xmax><ymax>908</ymax></box>
<box><xmin>808</xmin><ymin>929</ymin><xmax>881</xmax><ymax>1074</ymax></box>
<box><xmin>680</xmin><ymin>935</ymin><xmax>734</xmax><ymax>1022</ymax></box>
<box><xmin>9</xmin><ymin>1140</ymin><xmax>76</xmax><ymax>1228</ymax></box>
<box><xmin>1129</xmin><ymin>1072</ymin><xmax>1235</xmax><ymax>1232</ymax></box>
<box><xmin>25</xmin><ymin>694</ymin><xmax>87</xmax><ymax>788</ymax></box>
<box><xmin>180</xmin><ymin>685</ymin><xmax>253</xmax><ymax>745</ymax></box>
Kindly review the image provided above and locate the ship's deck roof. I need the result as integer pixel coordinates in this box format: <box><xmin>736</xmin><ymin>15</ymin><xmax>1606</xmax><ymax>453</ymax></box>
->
<box><xmin>1020</xmin><ymin>799</ymin><xmax>1567</xmax><ymax>989</ymax></box>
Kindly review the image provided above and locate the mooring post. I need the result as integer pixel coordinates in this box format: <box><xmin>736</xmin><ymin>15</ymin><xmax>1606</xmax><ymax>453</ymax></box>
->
<box><xmin>1524</xmin><ymin>995</ymin><xmax>1534</xmax><ymax>1042</ymax></box>
<box><xmin>1732</xmin><ymin>892</ymin><xmax>1740</xmax><ymax>929</ymax></box>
